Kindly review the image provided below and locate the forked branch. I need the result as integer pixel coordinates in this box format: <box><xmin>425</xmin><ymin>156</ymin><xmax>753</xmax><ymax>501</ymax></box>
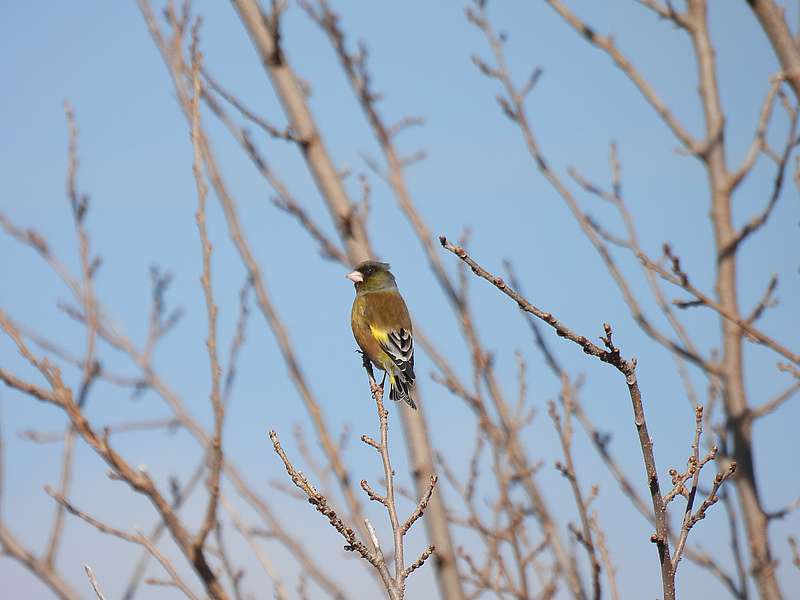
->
<box><xmin>269</xmin><ymin>363</ymin><xmax>437</xmax><ymax>600</ymax></box>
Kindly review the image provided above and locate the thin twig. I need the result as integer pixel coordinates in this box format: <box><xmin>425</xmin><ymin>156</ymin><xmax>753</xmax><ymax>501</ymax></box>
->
<box><xmin>84</xmin><ymin>565</ymin><xmax>107</xmax><ymax>600</ymax></box>
<box><xmin>189</xmin><ymin>26</ymin><xmax>224</xmax><ymax>555</ymax></box>
<box><xmin>549</xmin><ymin>377</ymin><xmax>601</xmax><ymax>600</ymax></box>
<box><xmin>47</xmin><ymin>489</ymin><xmax>201</xmax><ymax>600</ymax></box>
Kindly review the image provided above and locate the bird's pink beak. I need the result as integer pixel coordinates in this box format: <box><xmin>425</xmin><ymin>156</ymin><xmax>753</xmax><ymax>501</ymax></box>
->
<box><xmin>346</xmin><ymin>270</ymin><xmax>363</xmax><ymax>283</ymax></box>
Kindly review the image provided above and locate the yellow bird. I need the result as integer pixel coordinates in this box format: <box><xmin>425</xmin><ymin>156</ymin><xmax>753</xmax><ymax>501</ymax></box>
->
<box><xmin>347</xmin><ymin>261</ymin><xmax>416</xmax><ymax>409</ymax></box>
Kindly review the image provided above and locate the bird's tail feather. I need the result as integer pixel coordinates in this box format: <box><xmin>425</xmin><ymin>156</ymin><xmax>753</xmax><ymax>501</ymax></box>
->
<box><xmin>389</xmin><ymin>376</ymin><xmax>416</xmax><ymax>409</ymax></box>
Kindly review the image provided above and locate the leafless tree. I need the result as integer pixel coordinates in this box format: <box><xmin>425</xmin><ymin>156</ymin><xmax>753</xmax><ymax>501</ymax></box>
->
<box><xmin>1</xmin><ymin>1</ymin><xmax>798</xmax><ymax>599</ymax></box>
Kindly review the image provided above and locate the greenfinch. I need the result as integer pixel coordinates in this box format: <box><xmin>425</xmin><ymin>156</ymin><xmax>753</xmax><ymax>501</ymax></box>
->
<box><xmin>347</xmin><ymin>261</ymin><xmax>416</xmax><ymax>409</ymax></box>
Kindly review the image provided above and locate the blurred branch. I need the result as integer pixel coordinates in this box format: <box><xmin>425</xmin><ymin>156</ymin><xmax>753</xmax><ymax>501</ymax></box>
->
<box><xmin>230</xmin><ymin>0</ymin><xmax>373</xmax><ymax>262</ymax></box>
<box><xmin>19</xmin><ymin>418</ymin><xmax>181</xmax><ymax>444</ymax></box>
<box><xmin>302</xmin><ymin>0</ymin><xmax>457</xmax><ymax>306</ymax></box>
<box><xmin>220</xmin><ymin>496</ymin><xmax>290</xmax><ymax>600</ymax></box>
<box><xmin>789</xmin><ymin>536</ymin><xmax>800</xmax><ymax>570</ymax></box>
<box><xmin>272</xmin><ymin>195</ymin><xmax>349</xmax><ymax>264</ymax></box>
<box><xmin>139</xmin><ymin>0</ymin><xmax>373</xmax><ymax>550</ymax></box>
<box><xmin>123</xmin><ymin>464</ymin><xmax>205</xmax><ymax>600</ymax></box>
<box><xmin>535</xmin><ymin>0</ymin><xmax>700</xmax><ymax>152</ymax></box>
<box><xmin>0</xmin><ymin>310</ymin><xmax>230</xmax><ymax>599</ymax></box>
<box><xmin>549</xmin><ymin>377</ymin><xmax>601</xmax><ymax>600</ymax></box>
<box><xmin>469</xmin><ymin>5</ymin><xmax>718</xmax><ymax>379</ymax></box>
<box><xmin>720</xmin><ymin>486</ymin><xmax>749</xmax><ymax>597</ymax></box>
<box><xmin>47</xmin><ymin>488</ymin><xmax>201</xmax><ymax>600</ymax></box>
<box><xmin>683</xmin><ymin>1</ymin><xmax>784</xmax><ymax>592</ymax></box>
<box><xmin>590</xmin><ymin>513</ymin><xmax>619</xmax><ymax>600</ymax></box>
<box><xmin>0</xmin><ymin>525</ymin><xmax>81</xmax><ymax>600</ymax></box>
<box><xmin>635</xmin><ymin>0</ymin><xmax>690</xmax><ymax>28</ymax></box>
<box><xmin>728</xmin><ymin>76</ymin><xmax>782</xmax><ymax>190</ymax></box>
<box><xmin>222</xmin><ymin>277</ymin><xmax>253</xmax><ymax>405</ymax></box>
<box><xmin>5</xmin><ymin>321</ymin><xmax>142</xmax><ymax>389</ymax></box>
<box><xmin>43</xmin><ymin>426</ymin><xmax>77</xmax><ymax>569</ymax></box>
<box><xmin>202</xmin><ymin>67</ymin><xmax>298</xmax><ymax>142</ymax></box>
<box><xmin>210</xmin><ymin>522</ymin><xmax>246</xmax><ymax>600</ymax></box>
<box><xmin>656</xmin><ymin>243</ymin><xmax>800</xmax><ymax>366</ymax></box>
<box><xmin>750</xmin><ymin>380</ymin><xmax>800</xmax><ymax>420</ymax></box>
<box><xmin>0</xmin><ymin>407</ymin><xmax>80</xmax><ymax>600</ymax></box>
<box><xmin>188</xmin><ymin>33</ymin><xmax>224</xmax><ymax>556</ymax></box>
<box><xmin>15</xmin><ymin>207</ymin><xmax>338</xmax><ymax>600</ymax></box>
<box><xmin>572</xmin><ymin>143</ymin><xmax>716</xmax><ymax>407</ymax></box>
<box><xmin>723</xmin><ymin>88</ymin><xmax>799</xmax><ymax>257</ymax></box>
<box><xmin>745</xmin><ymin>274</ymin><xmax>779</xmax><ymax>327</ymax></box>
<box><xmin>747</xmin><ymin>0</ymin><xmax>800</xmax><ymax>101</ymax></box>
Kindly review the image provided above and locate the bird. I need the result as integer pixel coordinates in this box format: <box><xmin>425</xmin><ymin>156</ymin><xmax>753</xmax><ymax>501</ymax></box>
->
<box><xmin>347</xmin><ymin>260</ymin><xmax>416</xmax><ymax>409</ymax></box>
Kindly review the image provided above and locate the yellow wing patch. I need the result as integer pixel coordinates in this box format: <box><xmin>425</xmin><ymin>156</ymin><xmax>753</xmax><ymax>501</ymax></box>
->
<box><xmin>369</xmin><ymin>324</ymin><xmax>390</xmax><ymax>344</ymax></box>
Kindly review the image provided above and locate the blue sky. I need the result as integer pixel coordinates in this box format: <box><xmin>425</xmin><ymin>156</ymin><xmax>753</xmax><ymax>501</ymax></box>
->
<box><xmin>1</xmin><ymin>1</ymin><xmax>798</xmax><ymax>598</ymax></box>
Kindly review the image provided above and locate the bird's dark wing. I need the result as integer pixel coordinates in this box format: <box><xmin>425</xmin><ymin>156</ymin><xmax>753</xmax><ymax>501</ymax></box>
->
<box><xmin>378</xmin><ymin>326</ymin><xmax>415</xmax><ymax>383</ymax></box>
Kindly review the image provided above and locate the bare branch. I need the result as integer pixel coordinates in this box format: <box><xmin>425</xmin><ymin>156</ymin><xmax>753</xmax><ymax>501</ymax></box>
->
<box><xmin>359</xmin><ymin>359</ymin><xmax>438</xmax><ymax>594</ymax></box>
<box><xmin>439</xmin><ymin>235</ymin><xmax>676</xmax><ymax>598</ymax></box>
<box><xmin>230</xmin><ymin>0</ymin><xmax>373</xmax><ymax>262</ymax></box>
<box><xmin>535</xmin><ymin>0</ymin><xmax>699</xmax><ymax>152</ymax></box>
<box><xmin>747</xmin><ymin>0</ymin><xmax>800</xmax><ymax>101</ymax></box>
<box><xmin>272</xmin><ymin>196</ymin><xmax>349</xmax><ymax>264</ymax></box>
<box><xmin>401</xmin><ymin>475</ymin><xmax>437</xmax><ymax>535</ymax></box>
<box><xmin>789</xmin><ymin>536</ymin><xmax>800</xmax><ymax>570</ymax></box>
<box><xmin>728</xmin><ymin>76</ymin><xmax>783</xmax><ymax>190</ymax></box>
<box><xmin>202</xmin><ymin>67</ymin><xmax>298</xmax><ymax>142</ymax></box>
<box><xmin>221</xmin><ymin>495</ymin><xmax>289</xmax><ymax>600</ymax></box>
<box><xmin>46</xmin><ymin>488</ymin><xmax>201</xmax><ymax>600</ymax></box>
<box><xmin>269</xmin><ymin>429</ymin><xmax>397</xmax><ymax>596</ymax></box>
<box><xmin>723</xmin><ymin>90</ymin><xmax>799</xmax><ymax>257</ymax></box>
<box><xmin>402</xmin><ymin>545</ymin><xmax>436</xmax><ymax>579</ymax></box>
<box><xmin>653</xmin><ymin>244</ymin><xmax>800</xmax><ymax>366</ymax></box>
<box><xmin>0</xmin><ymin>310</ymin><xmax>230</xmax><ymax>600</ymax></box>
<box><xmin>671</xmin><ymin>406</ymin><xmax>728</xmax><ymax>568</ymax></box>
<box><xmin>138</xmin><ymin>0</ymin><xmax>372</xmax><ymax>548</ymax></box>
<box><xmin>549</xmin><ymin>378</ymin><xmax>601</xmax><ymax>600</ymax></box>
<box><xmin>84</xmin><ymin>565</ymin><xmax>107</xmax><ymax>600</ymax></box>
<box><xmin>188</xmin><ymin>26</ymin><xmax>224</xmax><ymax>556</ymax></box>
<box><xmin>746</xmin><ymin>274</ymin><xmax>779</xmax><ymax>326</ymax></box>
<box><xmin>19</xmin><ymin>418</ymin><xmax>181</xmax><ymax>445</ymax></box>
<box><xmin>0</xmin><ymin>407</ymin><xmax>80</xmax><ymax>600</ymax></box>
<box><xmin>635</xmin><ymin>0</ymin><xmax>690</xmax><ymax>28</ymax></box>
<box><xmin>43</xmin><ymin>428</ymin><xmax>76</xmax><ymax>568</ymax></box>
<box><xmin>469</xmin><ymin>6</ymin><xmax>717</xmax><ymax>377</ymax></box>
<box><xmin>123</xmin><ymin>464</ymin><xmax>206</xmax><ymax>600</ymax></box>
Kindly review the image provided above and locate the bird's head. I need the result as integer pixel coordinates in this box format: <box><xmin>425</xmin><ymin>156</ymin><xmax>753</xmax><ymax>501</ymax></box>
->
<box><xmin>346</xmin><ymin>260</ymin><xmax>396</xmax><ymax>292</ymax></box>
